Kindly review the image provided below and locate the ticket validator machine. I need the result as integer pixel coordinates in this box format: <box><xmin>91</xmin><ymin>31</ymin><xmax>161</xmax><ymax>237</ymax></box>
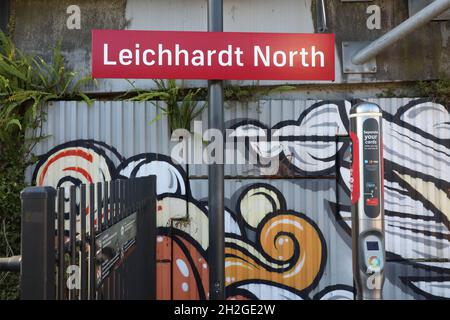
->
<box><xmin>349</xmin><ymin>102</ymin><xmax>385</xmax><ymax>300</ymax></box>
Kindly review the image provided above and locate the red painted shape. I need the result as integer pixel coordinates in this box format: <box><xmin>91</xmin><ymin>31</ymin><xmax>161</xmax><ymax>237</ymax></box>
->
<box><xmin>350</xmin><ymin>131</ymin><xmax>360</xmax><ymax>205</ymax></box>
<box><xmin>366</xmin><ymin>198</ymin><xmax>379</xmax><ymax>206</ymax></box>
<box><xmin>63</xmin><ymin>167</ymin><xmax>94</xmax><ymax>183</ymax></box>
<box><xmin>92</xmin><ymin>30</ymin><xmax>335</xmax><ymax>80</ymax></box>
<box><xmin>156</xmin><ymin>234</ymin><xmax>209</xmax><ymax>300</ymax></box>
<box><xmin>38</xmin><ymin>149</ymin><xmax>93</xmax><ymax>185</ymax></box>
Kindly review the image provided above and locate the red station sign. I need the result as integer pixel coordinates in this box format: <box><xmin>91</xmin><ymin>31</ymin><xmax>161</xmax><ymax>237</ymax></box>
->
<box><xmin>92</xmin><ymin>30</ymin><xmax>335</xmax><ymax>81</ymax></box>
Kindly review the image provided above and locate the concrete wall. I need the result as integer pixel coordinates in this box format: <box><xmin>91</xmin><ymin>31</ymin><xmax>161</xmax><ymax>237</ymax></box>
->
<box><xmin>328</xmin><ymin>0</ymin><xmax>450</xmax><ymax>83</ymax></box>
<box><xmin>8</xmin><ymin>0</ymin><xmax>450</xmax><ymax>94</ymax></box>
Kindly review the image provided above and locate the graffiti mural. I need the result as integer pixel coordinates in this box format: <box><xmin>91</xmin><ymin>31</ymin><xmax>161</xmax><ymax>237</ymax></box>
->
<box><xmin>228</xmin><ymin>98</ymin><xmax>450</xmax><ymax>299</ymax></box>
<box><xmin>30</xmin><ymin>98</ymin><xmax>450</xmax><ymax>299</ymax></box>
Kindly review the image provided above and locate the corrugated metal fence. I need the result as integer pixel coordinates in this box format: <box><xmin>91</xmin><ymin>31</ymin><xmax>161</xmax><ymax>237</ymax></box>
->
<box><xmin>26</xmin><ymin>98</ymin><xmax>450</xmax><ymax>300</ymax></box>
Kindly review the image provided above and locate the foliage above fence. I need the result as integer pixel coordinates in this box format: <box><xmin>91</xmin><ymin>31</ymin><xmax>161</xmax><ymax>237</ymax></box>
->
<box><xmin>123</xmin><ymin>79</ymin><xmax>296</xmax><ymax>132</ymax></box>
<box><xmin>0</xmin><ymin>31</ymin><xmax>93</xmax><ymax>137</ymax></box>
<box><xmin>0</xmin><ymin>30</ymin><xmax>94</xmax><ymax>299</ymax></box>
<box><xmin>416</xmin><ymin>78</ymin><xmax>450</xmax><ymax>107</ymax></box>
<box><xmin>124</xmin><ymin>79</ymin><xmax>206</xmax><ymax>132</ymax></box>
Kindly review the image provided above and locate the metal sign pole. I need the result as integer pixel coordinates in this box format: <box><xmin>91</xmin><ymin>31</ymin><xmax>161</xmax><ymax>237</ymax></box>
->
<box><xmin>207</xmin><ymin>0</ymin><xmax>225</xmax><ymax>300</ymax></box>
<box><xmin>0</xmin><ymin>0</ymin><xmax>11</xmax><ymax>32</ymax></box>
<box><xmin>349</xmin><ymin>102</ymin><xmax>386</xmax><ymax>300</ymax></box>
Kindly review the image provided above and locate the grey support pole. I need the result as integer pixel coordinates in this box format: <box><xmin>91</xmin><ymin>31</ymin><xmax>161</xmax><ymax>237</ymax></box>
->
<box><xmin>352</xmin><ymin>0</ymin><xmax>450</xmax><ymax>65</ymax></box>
<box><xmin>207</xmin><ymin>0</ymin><xmax>225</xmax><ymax>300</ymax></box>
<box><xmin>0</xmin><ymin>0</ymin><xmax>10</xmax><ymax>32</ymax></box>
<box><xmin>0</xmin><ymin>256</ymin><xmax>21</xmax><ymax>272</ymax></box>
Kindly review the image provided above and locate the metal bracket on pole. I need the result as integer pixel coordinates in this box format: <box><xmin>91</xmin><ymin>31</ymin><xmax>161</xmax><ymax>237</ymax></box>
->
<box><xmin>342</xmin><ymin>0</ymin><xmax>450</xmax><ymax>74</ymax></box>
<box><xmin>342</xmin><ymin>42</ymin><xmax>377</xmax><ymax>74</ymax></box>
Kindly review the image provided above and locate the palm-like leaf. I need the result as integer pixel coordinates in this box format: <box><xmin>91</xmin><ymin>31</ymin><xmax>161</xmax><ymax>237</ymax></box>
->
<box><xmin>124</xmin><ymin>79</ymin><xmax>207</xmax><ymax>131</ymax></box>
<box><xmin>0</xmin><ymin>31</ymin><xmax>94</xmax><ymax>135</ymax></box>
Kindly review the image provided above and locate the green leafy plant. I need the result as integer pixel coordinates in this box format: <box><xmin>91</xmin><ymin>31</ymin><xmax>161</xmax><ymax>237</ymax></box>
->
<box><xmin>124</xmin><ymin>80</ymin><xmax>295</xmax><ymax>132</ymax></box>
<box><xmin>416</xmin><ymin>78</ymin><xmax>450</xmax><ymax>106</ymax></box>
<box><xmin>224</xmin><ymin>84</ymin><xmax>296</xmax><ymax>102</ymax></box>
<box><xmin>125</xmin><ymin>79</ymin><xmax>207</xmax><ymax>131</ymax></box>
<box><xmin>0</xmin><ymin>32</ymin><xmax>92</xmax><ymax>137</ymax></box>
<box><xmin>224</xmin><ymin>84</ymin><xmax>256</xmax><ymax>102</ymax></box>
<box><xmin>0</xmin><ymin>30</ymin><xmax>94</xmax><ymax>299</ymax></box>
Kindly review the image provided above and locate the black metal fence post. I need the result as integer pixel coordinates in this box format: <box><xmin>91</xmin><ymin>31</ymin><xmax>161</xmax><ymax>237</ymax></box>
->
<box><xmin>56</xmin><ymin>188</ymin><xmax>65</xmax><ymax>299</ymax></box>
<box><xmin>146</xmin><ymin>176</ymin><xmax>157</xmax><ymax>300</ymax></box>
<box><xmin>20</xmin><ymin>187</ymin><xmax>56</xmax><ymax>300</ymax></box>
<box><xmin>136</xmin><ymin>176</ymin><xmax>156</xmax><ymax>299</ymax></box>
<box><xmin>89</xmin><ymin>183</ymin><xmax>97</xmax><ymax>300</ymax></box>
<box><xmin>15</xmin><ymin>176</ymin><xmax>156</xmax><ymax>300</ymax></box>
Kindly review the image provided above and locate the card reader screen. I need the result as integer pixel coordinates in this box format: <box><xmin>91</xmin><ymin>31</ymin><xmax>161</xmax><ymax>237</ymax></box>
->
<box><xmin>362</xmin><ymin>118</ymin><xmax>381</xmax><ymax>218</ymax></box>
<box><xmin>366</xmin><ymin>241</ymin><xmax>379</xmax><ymax>251</ymax></box>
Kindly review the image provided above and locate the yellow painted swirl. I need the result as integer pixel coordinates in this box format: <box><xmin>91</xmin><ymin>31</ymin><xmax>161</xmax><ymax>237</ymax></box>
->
<box><xmin>225</xmin><ymin>213</ymin><xmax>324</xmax><ymax>291</ymax></box>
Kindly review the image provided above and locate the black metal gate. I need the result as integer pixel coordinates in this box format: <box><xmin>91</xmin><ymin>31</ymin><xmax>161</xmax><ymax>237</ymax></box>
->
<box><xmin>18</xmin><ymin>176</ymin><xmax>156</xmax><ymax>300</ymax></box>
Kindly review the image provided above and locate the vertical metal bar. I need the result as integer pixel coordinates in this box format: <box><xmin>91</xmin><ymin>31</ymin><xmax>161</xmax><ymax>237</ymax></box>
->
<box><xmin>97</xmin><ymin>182</ymin><xmax>102</xmax><ymax>232</ymax></box>
<box><xmin>20</xmin><ymin>187</ymin><xmax>56</xmax><ymax>300</ymax></box>
<box><xmin>109</xmin><ymin>181</ymin><xmax>116</xmax><ymax>299</ymax></box>
<box><xmin>105</xmin><ymin>181</ymin><xmax>111</xmax><ymax>299</ymax></box>
<box><xmin>117</xmin><ymin>180</ymin><xmax>121</xmax><ymax>222</ymax></box>
<box><xmin>131</xmin><ymin>179</ymin><xmax>136</xmax><ymax>213</ymax></box>
<box><xmin>112</xmin><ymin>270</ymin><xmax>117</xmax><ymax>300</ymax></box>
<box><xmin>89</xmin><ymin>184</ymin><xmax>96</xmax><ymax>300</ymax></box>
<box><xmin>80</xmin><ymin>184</ymin><xmax>88</xmax><ymax>300</ymax></box>
<box><xmin>135</xmin><ymin>178</ymin><xmax>149</xmax><ymax>299</ymax></box>
<box><xmin>170</xmin><ymin>220</ymin><xmax>174</xmax><ymax>301</ymax></box>
<box><xmin>95</xmin><ymin>183</ymin><xmax>102</xmax><ymax>300</ymax></box>
<box><xmin>149</xmin><ymin>176</ymin><xmax>157</xmax><ymax>300</ymax></box>
<box><xmin>335</xmin><ymin>134</ymin><xmax>349</xmax><ymax>221</ymax></box>
<box><xmin>120</xmin><ymin>180</ymin><xmax>125</xmax><ymax>220</ymax></box>
<box><xmin>115</xmin><ymin>180</ymin><xmax>119</xmax><ymax>224</ymax></box>
<box><xmin>115</xmin><ymin>180</ymin><xmax>120</xmax><ymax>222</ymax></box>
<box><xmin>69</xmin><ymin>186</ymin><xmax>77</xmax><ymax>300</ymax></box>
<box><xmin>122</xmin><ymin>180</ymin><xmax>125</xmax><ymax>220</ymax></box>
<box><xmin>57</xmin><ymin>188</ymin><xmax>65</xmax><ymax>300</ymax></box>
<box><xmin>103</xmin><ymin>182</ymin><xmax>109</xmax><ymax>230</ymax></box>
<box><xmin>335</xmin><ymin>135</ymin><xmax>340</xmax><ymax>219</ymax></box>
<box><xmin>113</xmin><ymin>180</ymin><xmax>118</xmax><ymax>300</ymax></box>
<box><xmin>121</xmin><ymin>180</ymin><xmax>127</xmax><ymax>300</ymax></box>
<box><xmin>124</xmin><ymin>179</ymin><xmax>128</xmax><ymax>217</ymax></box>
<box><xmin>316</xmin><ymin>0</ymin><xmax>327</xmax><ymax>32</ymax></box>
<box><xmin>127</xmin><ymin>179</ymin><xmax>131</xmax><ymax>216</ymax></box>
<box><xmin>0</xmin><ymin>0</ymin><xmax>10</xmax><ymax>32</ymax></box>
<box><xmin>123</xmin><ymin>179</ymin><xmax>127</xmax><ymax>218</ymax></box>
<box><xmin>117</xmin><ymin>180</ymin><xmax>123</xmax><ymax>299</ymax></box>
<box><xmin>117</xmin><ymin>266</ymin><xmax>121</xmax><ymax>300</ymax></box>
<box><xmin>135</xmin><ymin>178</ymin><xmax>139</xmax><ymax>213</ymax></box>
<box><xmin>207</xmin><ymin>0</ymin><xmax>225</xmax><ymax>300</ymax></box>
<box><xmin>110</xmin><ymin>181</ymin><xmax>115</xmax><ymax>226</ymax></box>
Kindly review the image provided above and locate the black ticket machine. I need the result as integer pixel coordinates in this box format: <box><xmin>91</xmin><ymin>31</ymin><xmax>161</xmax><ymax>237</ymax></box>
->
<box><xmin>349</xmin><ymin>102</ymin><xmax>385</xmax><ymax>300</ymax></box>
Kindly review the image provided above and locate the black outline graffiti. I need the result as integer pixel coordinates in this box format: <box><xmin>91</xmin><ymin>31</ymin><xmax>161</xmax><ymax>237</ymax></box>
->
<box><xmin>31</xmin><ymin>97</ymin><xmax>450</xmax><ymax>300</ymax></box>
